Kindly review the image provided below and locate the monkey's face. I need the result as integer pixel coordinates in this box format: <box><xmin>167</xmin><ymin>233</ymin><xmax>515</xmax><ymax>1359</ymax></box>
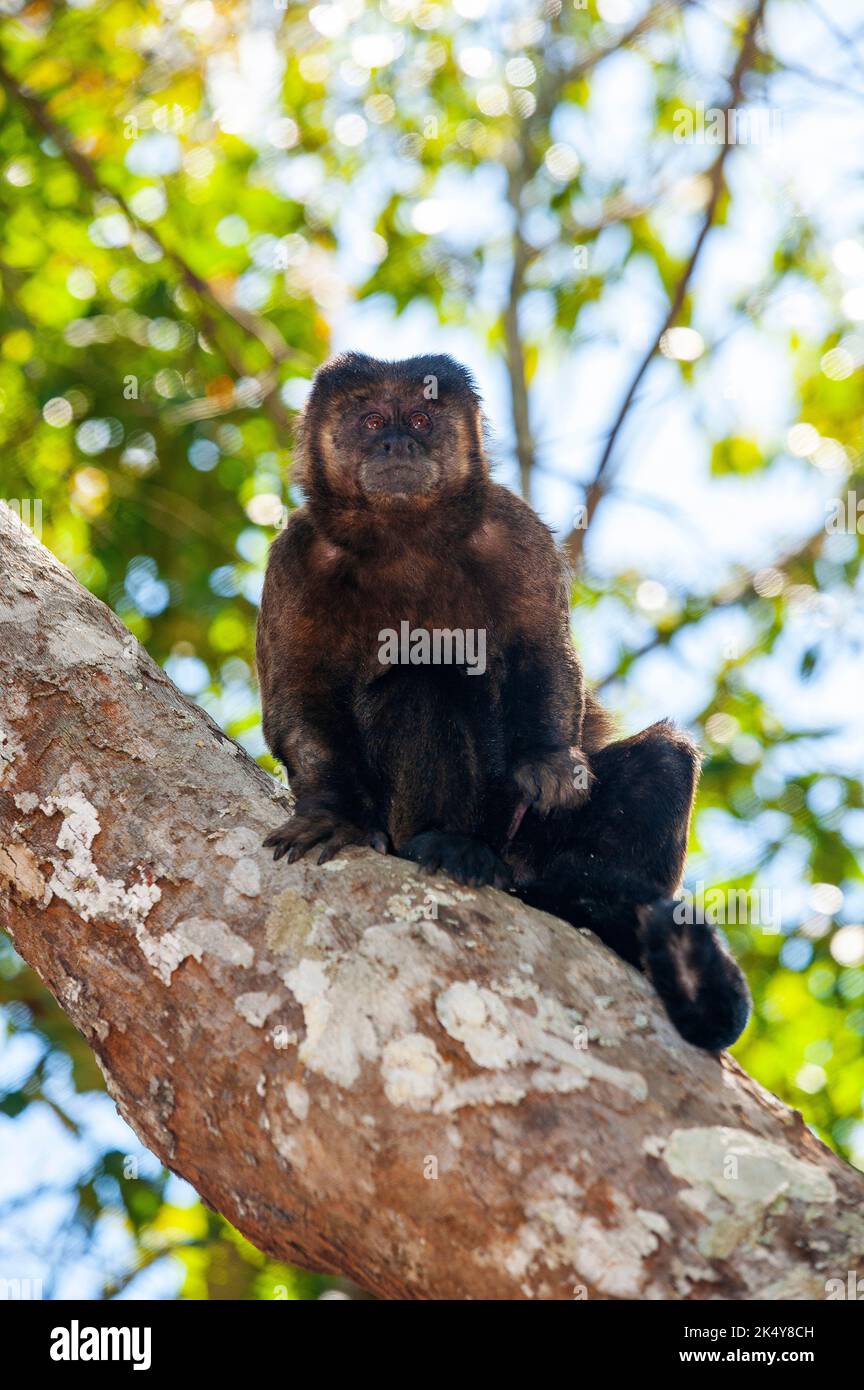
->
<box><xmin>355</xmin><ymin>401</ymin><xmax>440</xmax><ymax>500</ymax></box>
<box><xmin>299</xmin><ymin>353</ymin><xmax>487</xmax><ymax>510</ymax></box>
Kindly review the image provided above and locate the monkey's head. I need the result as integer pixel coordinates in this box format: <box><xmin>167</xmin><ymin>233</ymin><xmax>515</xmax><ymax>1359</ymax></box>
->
<box><xmin>296</xmin><ymin>352</ymin><xmax>488</xmax><ymax>519</ymax></box>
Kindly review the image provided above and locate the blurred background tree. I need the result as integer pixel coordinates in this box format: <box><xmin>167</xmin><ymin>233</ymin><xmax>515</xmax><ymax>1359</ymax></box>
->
<box><xmin>1</xmin><ymin>0</ymin><xmax>863</xmax><ymax>1298</ymax></box>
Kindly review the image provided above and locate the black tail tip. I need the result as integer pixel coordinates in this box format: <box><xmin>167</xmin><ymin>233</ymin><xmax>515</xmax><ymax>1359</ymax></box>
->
<box><xmin>639</xmin><ymin>899</ymin><xmax>752</xmax><ymax>1052</ymax></box>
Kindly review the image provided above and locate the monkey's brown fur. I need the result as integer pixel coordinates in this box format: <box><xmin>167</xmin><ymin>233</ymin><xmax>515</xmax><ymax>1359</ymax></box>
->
<box><xmin>257</xmin><ymin>352</ymin><xmax>750</xmax><ymax>1050</ymax></box>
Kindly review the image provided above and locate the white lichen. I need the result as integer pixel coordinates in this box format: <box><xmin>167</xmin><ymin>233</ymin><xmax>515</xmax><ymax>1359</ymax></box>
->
<box><xmin>662</xmin><ymin>1126</ymin><xmax>837</xmax><ymax>1206</ymax></box>
<box><xmin>228</xmin><ymin>856</ymin><xmax>261</xmax><ymax>898</ymax></box>
<box><xmin>281</xmin><ymin>926</ymin><xmax>434</xmax><ymax>1089</ymax></box>
<box><xmin>381</xmin><ymin>1034</ymin><xmax>448</xmax><ymax>1109</ymax></box>
<box><xmin>46</xmin><ymin>616</ymin><xmax>125</xmax><ymax>668</ymax></box>
<box><xmin>490</xmin><ymin>1181</ymin><xmax>660</xmax><ymax>1297</ymax></box>
<box><xmin>659</xmin><ymin>1126</ymin><xmax>837</xmax><ymax>1263</ymax></box>
<box><xmin>435</xmin><ymin>981</ymin><xmax>520</xmax><ymax>1069</ymax></box>
<box><xmin>235</xmin><ymin>991</ymin><xmax>280</xmax><ymax>1027</ymax></box>
<box><xmin>141</xmin><ymin>915</ymin><xmax>254</xmax><ymax>985</ymax></box>
<box><xmin>209</xmin><ymin>826</ymin><xmax>261</xmax><ymax>858</ymax></box>
<box><xmin>284</xmin><ymin>1081</ymin><xmax>310</xmax><ymax>1122</ymax></box>
<box><xmin>41</xmin><ymin>787</ymin><xmax>161</xmax><ymax>928</ymax></box>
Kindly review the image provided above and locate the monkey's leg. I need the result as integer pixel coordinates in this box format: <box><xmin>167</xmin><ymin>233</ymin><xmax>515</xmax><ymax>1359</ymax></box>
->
<box><xmin>517</xmin><ymin>721</ymin><xmax>750</xmax><ymax>1051</ymax></box>
<box><xmin>366</xmin><ymin>668</ymin><xmax>512</xmax><ymax>888</ymax></box>
<box><xmin>261</xmin><ymin>704</ymin><xmax>389</xmax><ymax>865</ymax></box>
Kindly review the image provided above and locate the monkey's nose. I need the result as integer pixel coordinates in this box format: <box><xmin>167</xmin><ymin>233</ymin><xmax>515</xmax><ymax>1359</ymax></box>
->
<box><xmin>381</xmin><ymin>435</ymin><xmax>420</xmax><ymax>459</ymax></box>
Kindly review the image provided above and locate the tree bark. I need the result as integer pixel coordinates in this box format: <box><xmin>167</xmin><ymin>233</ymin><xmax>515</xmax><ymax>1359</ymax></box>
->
<box><xmin>1</xmin><ymin>502</ymin><xmax>862</xmax><ymax>1301</ymax></box>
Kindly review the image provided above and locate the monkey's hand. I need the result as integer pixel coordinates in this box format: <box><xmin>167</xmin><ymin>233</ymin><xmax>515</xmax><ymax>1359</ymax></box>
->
<box><xmin>264</xmin><ymin>805</ymin><xmax>389</xmax><ymax>866</ymax></box>
<box><xmin>512</xmin><ymin>745</ymin><xmax>593</xmax><ymax>816</ymax></box>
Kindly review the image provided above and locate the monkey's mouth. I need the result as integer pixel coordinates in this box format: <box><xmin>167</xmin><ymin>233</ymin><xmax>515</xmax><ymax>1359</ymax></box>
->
<box><xmin>359</xmin><ymin>457</ymin><xmax>439</xmax><ymax>500</ymax></box>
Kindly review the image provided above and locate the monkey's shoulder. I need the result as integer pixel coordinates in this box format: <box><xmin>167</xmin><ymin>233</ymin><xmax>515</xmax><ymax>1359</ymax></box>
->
<box><xmin>263</xmin><ymin>507</ymin><xmax>344</xmax><ymax>590</ymax></box>
<box><xmin>468</xmin><ymin>484</ymin><xmax>569</xmax><ymax>609</ymax></box>
<box><xmin>470</xmin><ymin>485</ymin><xmax>561</xmax><ymax>565</ymax></box>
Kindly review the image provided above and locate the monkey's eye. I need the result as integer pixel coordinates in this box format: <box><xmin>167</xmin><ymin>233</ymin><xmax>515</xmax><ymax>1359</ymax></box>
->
<box><xmin>363</xmin><ymin>412</ymin><xmax>385</xmax><ymax>431</ymax></box>
<box><xmin>408</xmin><ymin>411</ymin><xmax>431</xmax><ymax>432</ymax></box>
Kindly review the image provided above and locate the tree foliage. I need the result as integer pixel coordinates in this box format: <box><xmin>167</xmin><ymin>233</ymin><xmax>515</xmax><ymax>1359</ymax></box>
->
<box><xmin>1</xmin><ymin>0</ymin><xmax>863</xmax><ymax>1298</ymax></box>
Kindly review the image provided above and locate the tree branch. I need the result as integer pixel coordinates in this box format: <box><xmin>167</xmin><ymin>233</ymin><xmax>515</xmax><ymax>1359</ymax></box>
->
<box><xmin>593</xmin><ymin>512</ymin><xmax>829</xmax><ymax>691</ymax></box>
<box><xmin>564</xmin><ymin>0</ymin><xmax>769</xmax><ymax>565</ymax></box>
<box><xmin>1</xmin><ymin>502</ymin><xmax>862</xmax><ymax>1300</ymax></box>
<box><xmin>503</xmin><ymin>168</ymin><xmax>537</xmax><ymax>503</ymax></box>
<box><xmin>565</xmin><ymin>0</ymin><xmax>693</xmax><ymax>86</ymax></box>
<box><xmin>499</xmin><ymin>3</ymin><xmax>691</xmax><ymax>503</ymax></box>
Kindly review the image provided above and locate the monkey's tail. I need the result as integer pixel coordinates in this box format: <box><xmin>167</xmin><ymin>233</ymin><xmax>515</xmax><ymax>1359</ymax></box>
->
<box><xmin>637</xmin><ymin>899</ymin><xmax>751</xmax><ymax>1052</ymax></box>
<box><xmin>517</xmin><ymin>860</ymin><xmax>751</xmax><ymax>1051</ymax></box>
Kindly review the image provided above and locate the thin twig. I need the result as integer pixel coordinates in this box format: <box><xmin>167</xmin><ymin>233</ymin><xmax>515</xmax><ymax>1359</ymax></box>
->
<box><xmin>565</xmin><ymin>0</ymin><xmax>692</xmax><ymax>84</ymax></box>
<box><xmin>593</xmin><ymin>514</ymin><xmax>826</xmax><ymax>691</ymax></box>
<box><xmin>563</xmin><ymin>0</ymin><xmax>769</xmax><ymax>565</ymax></box>
<box><xmin>808</xmin><ymin>0</ymin><xmax>864</xmax><ymax>86</ymax></box>
<box><xmin>500</xmin><ymin>1</ymin><xmax>689</xmax><ymax>501</ymax></box>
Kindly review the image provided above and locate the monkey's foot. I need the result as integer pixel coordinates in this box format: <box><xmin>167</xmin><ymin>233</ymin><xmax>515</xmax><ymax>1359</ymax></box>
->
<box><xmin>264</xmin><ymin>814</ymin><xmax>389</xmax><ymax>866</ymax></box>
<box><xmin>400</xmin><ymin>831</ymin><xmax>512</xmax><ymax>889</ymax></box>
<box><xmin>512</xmin><ymin>746</ymin><xmax>593</xmax><ymax>815</ymax></box>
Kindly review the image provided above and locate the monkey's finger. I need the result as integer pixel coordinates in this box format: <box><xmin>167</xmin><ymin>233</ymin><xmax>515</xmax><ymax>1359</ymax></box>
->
<box><xmin>318</xmin><ymin>828</ymin><xmax>390</xmax><ymax>863</ymax></box>
<box><xmin>289</xmin><ymin>834</ymin><xmax>329</xmax><ymax>860</ymax></box>
<box><xmin>282</xmin><ymin>827</ymin><xmax>334</xmax><ymax>862</ymax></box>
<box><xmin>513</xmin><ymin>766</ymin><xmax>542</xmax><ymax>805</ymax></box>
<box><xmin>271</xmin><ymin>836</ymin><xmax>312</xmax><ymax>862</ymax></box>
<box><xmin>263</xmin><ymin>820</ymin><xmax>297</xmax><ymax>849</ymax></box>
<box><xmin>265</xmin><ymin>826</ymin><xmax>326</xmax><ymax>859</ymax></box>
<box><xmin>269</xmin><ymin>832</ymin><xmax>313</xmax><ymax>862</ymax></box>
<box><xmin>317</xmin><ymin>831</ymin><xmax>359</xmax><ymax>864</ymax></box>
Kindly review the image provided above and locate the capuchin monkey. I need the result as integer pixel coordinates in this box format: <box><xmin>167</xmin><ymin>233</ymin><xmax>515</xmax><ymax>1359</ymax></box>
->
<box><xmin>256</xmin><ymin>352</ymin><xmax>750</xmax><ymax>1051</ymax></box>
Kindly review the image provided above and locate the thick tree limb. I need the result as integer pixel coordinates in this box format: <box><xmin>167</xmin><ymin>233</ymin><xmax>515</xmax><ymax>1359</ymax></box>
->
<box><xmin>1</xmin><ymin>504</ymin><xmax>862</xmax><ymax>1301</ymax></box>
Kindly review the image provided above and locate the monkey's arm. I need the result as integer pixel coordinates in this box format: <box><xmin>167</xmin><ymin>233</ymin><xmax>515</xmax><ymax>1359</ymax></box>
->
<box><xmin>256</xmin><ymin>519</ymin><xmax>386</xmax><ymax>862</ymax></box>
<box><xmin>488</xmin><ymin>491</ymin><xmax>591</xmax><ymax>815</ymax></box>
<box><xmin>504</xmin><ymin>628</ymin><xmax>592</xmax><ymax>816</ymax></box>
